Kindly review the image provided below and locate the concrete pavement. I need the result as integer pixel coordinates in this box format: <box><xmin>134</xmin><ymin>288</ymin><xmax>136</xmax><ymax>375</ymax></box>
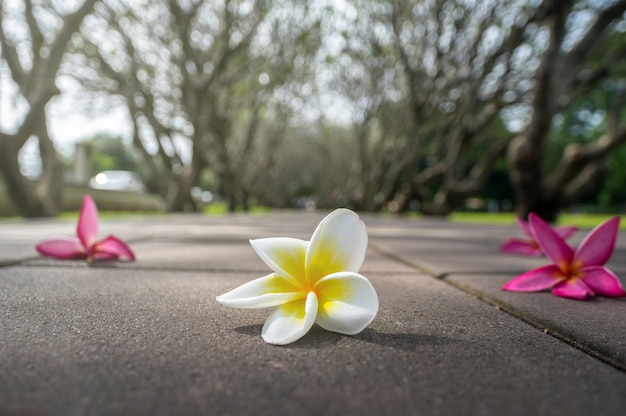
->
<box><xmin>1</xmin><ymin>211</ymin><xmax>626</xmax><ymax>415</ymax></box>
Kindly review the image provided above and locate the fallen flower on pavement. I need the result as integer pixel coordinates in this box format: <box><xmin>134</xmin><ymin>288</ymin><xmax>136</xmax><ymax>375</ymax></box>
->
<box><xmin>502</xmin><ymin>213</ymin><xmax>625</xmax><ymax>300</ymax></box>
<box><xmin>501</xmin><ymin>216</ymin><xmax>577</xmax><ymax>256</ymax></box>
<box><xmin>217</xmin><ymin>208</ymin><xmax>379</xmax><ymax>345</ymax></box>
<box><xmin>36</xmin><ymin>195</ymin><xmax>135</xmax><ymax>262</ymax></box>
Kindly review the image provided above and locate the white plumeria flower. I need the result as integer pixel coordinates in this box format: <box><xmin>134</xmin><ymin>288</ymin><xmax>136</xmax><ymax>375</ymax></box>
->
<box><xmin>216</xmin><ymin>208</ymin><xmax>379</xmax><ymax>345</ymax></box>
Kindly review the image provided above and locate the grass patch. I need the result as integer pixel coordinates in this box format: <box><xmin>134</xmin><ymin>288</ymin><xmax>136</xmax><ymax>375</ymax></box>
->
<box><xmin>558</xmin><ymin>213</ymin><xmax>626</xmax><ymax>229</ymax></box>
<box><xmin>449</xmin><ymin>211</ymin><xmax>626</xmax><ymax>229</ymax></box>
<box><xmin>203</xmin><ymin>202</ymin><xmax>272</xmax><ymax>216</ymax></box>
<box><xmin>58</xmin><ymin>211</ymin><xmax>165</xmax><ymax>220</ymax></box>
<box><xmin>449</xmin><ymin>212</ymin><xmax>517</xmax><ymax>225</ymax></box>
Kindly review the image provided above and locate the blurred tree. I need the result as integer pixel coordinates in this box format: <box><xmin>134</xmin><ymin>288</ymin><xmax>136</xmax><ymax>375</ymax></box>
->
<box><xmin>507</xmin><ymin>0</ymin><xmax>626</xmax><ymax>220</ymax></box>
<box><xmin>598</xmin><ymin>146</ymin><xmax>626</xmax><ymax>210</ymax></box>
<box><xmin>66</xmin><ymin>0</ymin><xmax>322</xmax><ymax>212</ymax></box>
<box><xmin>0</xmin><ymin>0</ymin><xmax>98</xmax><ymax>217</ymax></box>
<box><xmin>330</xmin><ymin>0</ymin><xmax>541</xmax><ymax>216</ymax></box>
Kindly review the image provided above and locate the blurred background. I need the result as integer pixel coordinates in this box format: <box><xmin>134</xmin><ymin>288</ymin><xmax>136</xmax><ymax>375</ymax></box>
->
<box><xmin>1</xmin><ymin>0</ymin><xmax>626</xmax><ymax>221</ymax></box>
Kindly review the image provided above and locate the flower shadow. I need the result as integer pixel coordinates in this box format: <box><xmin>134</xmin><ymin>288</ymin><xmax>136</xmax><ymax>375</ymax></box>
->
<box><xmin>233</xmin><ymin>325</ymin><xmax>456</xmax><ymax>351</ymax></box>
<box><xmin>234</xmin><ymin>324</ymin><xmax>264</xmax><ymax>336</ymax></box>
<box><xmin>233</xmin><ymin>324</ymin><xmax>342</xmax><ymax>349</ymax></box>
<box><xmin>353</xmin><ymin>327</ymin><xmax>457</xmax><ymax>351</ymax></box>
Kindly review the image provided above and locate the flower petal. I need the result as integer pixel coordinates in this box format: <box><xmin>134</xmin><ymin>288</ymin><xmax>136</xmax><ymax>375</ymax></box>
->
<box><xmin>516</xmin><ymin>217</ymin><xmax>532</xmax><ymax>238</ymax></box>
<box><xmin>500</xmin><ymin>239</ymin><xmax>542</xmax><ymax>256</ymax></box>
<box><xmin>502</xmin><ymin>265</ymin><xmax>562</xmax><ymax>292</ymax></box>
<box><xmin>216</xmin><ymin>273</ymin><xmax>305</xmax><ymax>309</ymax></box>
<box><xmin>529</xmin><ymin>213</ymin><xmax>574</xmax><ymax>266</ymax></box>
<box><xmin>574</xmin><ymin>217</ymin><xmax>619</xmax><ymax>267</ymax></box>
<box><xmin>581</xmin><ymin>266</ymin><xmax>626</xmax><ymax>297</ymax></box>
<box><xmin>305</xmin><ymin>209</ymin><xmax>368</xmax><ymax>286</ymax></box>
<box><xmin>552</xmin><ymin>279</ymin><xmax>594</xmax><ymax>300</ymax></box>
<box><xmin>262</xmin><ymin>291</ymin><xmax>318</xmax><ymax>345</ymax></box>
<box><xmin>314</xmin><ymin>272</ymin><xmax>378</xmax><ymax>335</ymax></box>
<box><xmin>249</xmin><ymin>238</ymin><xmax>307</xmax><ymax>289</ymax></box>
<box><xmin>555</xmin><ymin>225</ymin><xmax>577</xmax><ymax>240</ymax></box>
<box><xmin>77</xmin><ymin>195</ymin><xmax>99</xmax><ymax>249</ymax></box>
<box><xmin>36</xmin><ymin>237</ymin><xmax>86</xmax><ymax>259</ymax></box>
<box><xmin>91</xmin><ymin>235</ymin><xmax>136</xmax><ymax>261</ymax></box>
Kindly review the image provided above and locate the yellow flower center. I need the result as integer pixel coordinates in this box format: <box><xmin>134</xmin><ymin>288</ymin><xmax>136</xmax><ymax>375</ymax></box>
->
<box><xmin>557</xmin><ymin>259</ymin><xmax>583</xmax><ymax>282</ymax></box>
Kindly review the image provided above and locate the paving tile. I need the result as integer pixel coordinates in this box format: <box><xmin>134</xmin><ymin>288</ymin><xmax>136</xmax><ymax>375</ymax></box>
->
<box><xmin>0</xmin><ymin>210</ymin><xmax>388</xmax><ymax>247</ymax></box>
<box><xmin>20</xmin><ymin>241</ymin><xmax>414</xmax><ymax>275</ymax></box>
<box><xmin>0</xmin><ymin>242</ymin><xmax>38</xmax><ymax>265</ymax></box>
<box><xmin>1</xmin><ymin>266</ymin><xmax>626</xmax><ymax>416</ymax></box>
<box><xmin>10</xmin><ymin>211</ymin><xmax>415</xmax><ymax>274</ymax></box>
<box><xmin>367</xmin><ymin>221</ymin><xmax>546</xmax><ymax>275</ymax></box>
<box><xmin>129</xmin><ymin>238</ymin><xmax>413</xmax><ymax>272</ymax></box>
<box><xmin>366</xmin><ymin>218</ymin><xmax>626</xmax><ymax>275</ymax></box>
<box><xmin>443</xmin><ymin>272</ymin><xmax>626</xmax><ymax>370</ymax></box>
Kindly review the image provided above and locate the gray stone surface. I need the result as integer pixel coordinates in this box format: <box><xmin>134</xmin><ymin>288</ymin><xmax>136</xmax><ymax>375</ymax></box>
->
<box><xmin>2</xmin><ymin>212</ymin><xmax>626</xmax><ymax>415</ymax></box>
<box><xmin>2</xmin><ymin>266</ymin><xmax>626</xmax><ymax>416</ymax></box>
<box><xmin>367</xmin><ymin>219</ymin><xmax>548</xmax><ymax>275</ymax></box>
<box><xmin>21</xmin><ymin>241</ymin><xmax>413</xmax><ymax>273</ymax></box>
<box><xmin>367</xmin><ymin>216</ymin><xmax>626</xmax><ymax>373</ymax></box>
<box><xmin>444</xmin><ymin>272</ymin><xmax>626</xmax><ymax>370</ymax></box>
<box><xmin>367</xmin><ymin>217</ymin><xmax>626</xmax><ymax>275</ymax></box>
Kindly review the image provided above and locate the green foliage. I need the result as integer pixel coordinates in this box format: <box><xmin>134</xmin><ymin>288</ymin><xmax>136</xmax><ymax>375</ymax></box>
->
<box><xmin>546</xmin><ymin>80</ymin><xmax>626</xmax><ymax>207</ymax></box>
<box><xmin>546</xmin><ymin>88</ymin><xmax>610</xmax><ymax>172</ymax></box>
<box><xmin>87</xmin><ymin>134</ymin><xmax>142</xmax><ymax>174</ymax></box>
<box><xmin>597</xmin><ymin>146</ymin><xmax>626</xmax><ymax>210</ymax></box>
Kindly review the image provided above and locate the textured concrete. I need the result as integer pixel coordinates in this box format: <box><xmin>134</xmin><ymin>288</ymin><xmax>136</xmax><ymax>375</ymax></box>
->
<box><xmin>367</xmin><ymin>219</ymin><xmax>549</xmax><ymax>275</ymax></box>
<box><xmin>2</xmin><ymin>212</ymin><xmax>626</xmax><ymax>415</ymax></box>
<box><xmin>2</xmin><ymin>267</ymin><xmax>626</xmax><ymax>416</ymax></box>
<box><xmin>366</xmin><ymin>217</ymin><xmax>626</xmax><ymax>275</ymax></box>
<box><xmin>367</xmin><ymin>216</ymin><xmax>626</xmax><ymax>373</ymax></box>
<box><xmin>444</xmin><ymin>272</ymin><xmax>626</xmax><ymax>370</ymax></box>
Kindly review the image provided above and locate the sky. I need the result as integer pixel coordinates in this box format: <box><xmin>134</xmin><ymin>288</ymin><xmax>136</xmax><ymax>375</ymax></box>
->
<box><xmin>46</xmin><ymin>105</ymin><xmax>132</xmax><ymax>155</ymax></box>
<box><xmin>1</xmin><ymin>62</ymin><xmax>132</xmax><ymax>172</ymax></box>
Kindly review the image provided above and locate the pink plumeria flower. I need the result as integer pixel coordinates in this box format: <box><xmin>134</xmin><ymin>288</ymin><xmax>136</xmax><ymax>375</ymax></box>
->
<box><xmin>503</xmin><ymin>213</ymin><xmax>625</xmax><ymax>300</ymax></box>
<box><xmin>501</xmin><ymin>216</ymin><xmax>577</xmax><ymax>257</ymax></box>
<box><xmin>36</xmin><ymin>195</ymin><xmax>135</xmax><ymax>262</ymax></box>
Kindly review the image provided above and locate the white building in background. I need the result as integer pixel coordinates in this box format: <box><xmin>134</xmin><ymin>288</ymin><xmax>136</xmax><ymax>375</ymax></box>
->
<box><xmin>66</xmin><ymin>142</ymin><xmax>92</xmax><ymax>185</ymax></box>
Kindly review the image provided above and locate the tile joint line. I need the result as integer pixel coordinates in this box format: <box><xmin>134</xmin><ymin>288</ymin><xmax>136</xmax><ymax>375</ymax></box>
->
<box><xmin>369</xmin><ymin>241</ymin><xmax>626</xmax><ymax>374</ymax></box>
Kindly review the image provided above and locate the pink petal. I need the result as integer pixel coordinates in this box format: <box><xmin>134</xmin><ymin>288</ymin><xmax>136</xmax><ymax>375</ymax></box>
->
<box><xmin>581</xmin><ymin>266</ymin><xmax>626</xmax><ymax>297</ymax></box>
<box><xmin>36</xmin><ymin>237</ymin><xmax>86</xmax><ymax>259</ymax></box>
<box><xmin>77</xmin><ymin>195</ymin><xmax>99</xmax><ymax>249</ymax></box>
<box><xmin>91</xmin><ymin>235</ymin><xmax>136</xmax><ymax>261</ymax></box>
<box><xmin>555</xmin><ymin>225</ymin><xmax>577</xmax><ymax>240</ymax></box>
<box><xmin>516</xmin><ymin>217</ymin><xmax>533</xmax><ymax>238</ymax></box>
<box><xmin>552</xmin><ymin>279</ymin><xmax>594</xmax><ymax>300</ymax></box>
<box><xmin>502</xmin><ymin>265</ymin><xmax>562</xmax><ymax>292</ymax></box>
<box><xmin>574</xmin><ymin>217</ymin><xmax>619</xmax><ymax>267</ymax></box>
<box><xmin>500</xmin><ymin>239</ymin><xmax>542</xmax><ymax>256</ymax></box>
<box><xmin>91</xmin><ymin>252</ymin><xmax>120</xmax><ymax>261</ymax></box>
<box><xmin>529</xmin><ymin>213</ymin><xmax>574</xmax><ymax>266</ymax></box>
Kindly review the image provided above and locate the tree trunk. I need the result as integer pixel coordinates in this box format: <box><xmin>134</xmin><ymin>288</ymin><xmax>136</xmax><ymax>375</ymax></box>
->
<box><xmin>507</xmin><ymin>1</ymin><xmax>626</xmax><ymax>220</ymax></box>
<box><xmin>35</xmin><ymin>120</ymin><xmax>64</xmax><ymax>216</ymax></box>
<box><xmin>507</xmin><ymin>134</ymin><xmax>549</xmax><ymax>220</ymax></box>
<box><xmin>166</xmin><ymin>166</ymin><xmax>199</xmax><ymax>212</ymax></box>
<box><xmin>0</xmin><ymin>139</ymin><xmax>51</xmax><ymax>217</ymax></box>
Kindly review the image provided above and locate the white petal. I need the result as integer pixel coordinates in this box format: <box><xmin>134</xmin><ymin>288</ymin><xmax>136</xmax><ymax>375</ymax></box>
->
<box><xmin>314</xmin><ymin>272</ymin><xmax>378</xmax><ymax>335</ymax></box>
<box><xmin>262</xmin><ymin>291</ymin><xmax>318</xmax><ymax>345</ymax></box>
<box><xmin>305</xmin><ymin>209</ymin><xmax>368</xmax><ymax>286</ymax></box>
<box><xmin>216</xmin><ymin>273</ymin><xmax>305</xmax><ymax>309</ymax></box>
<box><xmin>250</xmin><ymin>238</ymin><xmax>308</xmax><ymax>289</ymax></box>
